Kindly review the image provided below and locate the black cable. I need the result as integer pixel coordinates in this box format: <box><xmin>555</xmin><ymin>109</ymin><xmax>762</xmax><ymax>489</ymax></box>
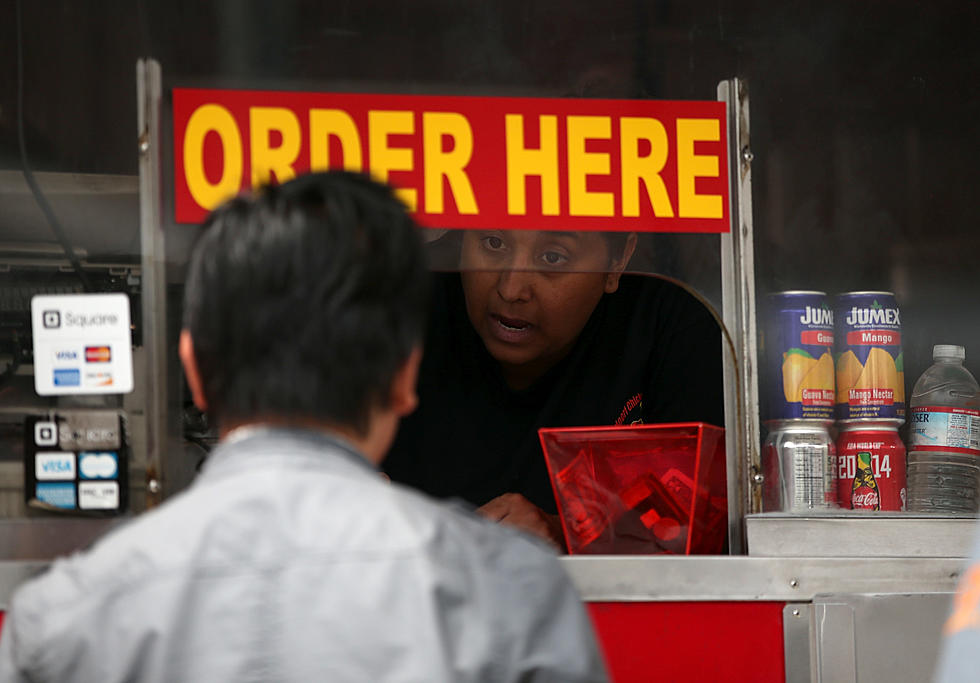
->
<box><xmin>15</xmin><ymin>0</ymin><xmax>94</xmax><ymax>292</ymax></box>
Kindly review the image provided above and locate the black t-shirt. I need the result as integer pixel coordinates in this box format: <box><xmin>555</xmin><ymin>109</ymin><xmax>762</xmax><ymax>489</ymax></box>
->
<box><xmin>384</xmin><ymin>272</ymin><xmax>725</xmax><ymax>514</ymax></box>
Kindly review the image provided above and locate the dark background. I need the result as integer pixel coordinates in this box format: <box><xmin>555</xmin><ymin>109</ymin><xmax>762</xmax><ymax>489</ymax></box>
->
<box><xmin>1</xmin><ymin>0</ymin><xmax>978</xmax><ymax>398</ymax></box>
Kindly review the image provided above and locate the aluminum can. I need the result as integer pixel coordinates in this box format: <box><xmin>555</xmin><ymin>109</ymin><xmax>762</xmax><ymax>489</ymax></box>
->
<box><xmin>762</xmin><ymin>421</ymin><xmax>837</xmax><ymax>512</ymax></box>
<box><xmin>836</xmin><ymin>422</ymin><xmax>907</xmax><ymax>511</ymax></box>
<box><xmin>834</xmin><ymin>291</ymin><xmax>905</xmax><ymax>423</ymax></box>
<box><xmin>765</xmin><ymin>292</ymin><xmax>835</xmax><ymax>422</ymax></box>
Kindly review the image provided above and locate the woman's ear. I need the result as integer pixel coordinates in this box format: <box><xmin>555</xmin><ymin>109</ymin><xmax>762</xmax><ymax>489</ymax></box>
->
<box><xmin>604</xmin><ymin>233</ymin><xmax>638</xmax><ymax>294</ymax></box>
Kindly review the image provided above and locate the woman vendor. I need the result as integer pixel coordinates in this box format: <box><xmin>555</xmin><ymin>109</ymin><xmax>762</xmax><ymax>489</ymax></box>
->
<box><xmin>383</xmin><ymin>228</ymin><xmax>725</xmax><ymax>549</ymax></box>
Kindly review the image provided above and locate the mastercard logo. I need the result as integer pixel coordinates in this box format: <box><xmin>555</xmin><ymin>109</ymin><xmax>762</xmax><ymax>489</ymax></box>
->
<box><xmin>85</xmin><ymin>346</ymin><xmax>111</xmax><ymax>363</ymax></box>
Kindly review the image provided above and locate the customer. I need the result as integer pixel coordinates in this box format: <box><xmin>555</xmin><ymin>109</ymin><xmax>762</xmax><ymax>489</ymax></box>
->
<box><xmin>0</xmin><ymin>171</ymin><xmax>607</xmax><ymax>682</ymax></box>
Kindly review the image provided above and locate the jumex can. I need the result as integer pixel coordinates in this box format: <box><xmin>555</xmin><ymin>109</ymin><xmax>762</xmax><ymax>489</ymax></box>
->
<box><xmin>765</xmin><ymin>291</ymin><xmax>835</xmax><ymax>422</ymax></box>
<box><xmin>834</xmin><ymin>291</ymin><xmax>905</xmax><ymax>423</ymax></box>
<box><xmin>836</xmin><ymin>422</ymin><xmax>907</xmax><ymax>510</ymax></box>
<box><xmin>762</xmin><ymin>421</ymin><xmax>837</xmax><ymax>512</ymax></box>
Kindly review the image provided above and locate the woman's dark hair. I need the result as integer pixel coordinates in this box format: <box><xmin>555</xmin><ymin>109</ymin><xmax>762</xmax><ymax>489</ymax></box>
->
<box><xmin>601</xmin><ymin>232</ymin><xmax>632</xmax><ymax>266</ymax></box>
<box><xmin>182</xmin><ymin>171</ymin><xmax>429</xmax><ymax>434</ymax></box>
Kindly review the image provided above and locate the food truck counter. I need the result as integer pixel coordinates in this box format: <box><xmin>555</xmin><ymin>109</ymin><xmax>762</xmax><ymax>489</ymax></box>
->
<box><xmin>0</xmin><ymin>514</ymin><xmax>967</xmax><ymax>682</ymax></box>
<box><xmin>556</xmin><ymin>514</ymin><xmax>969</xmax><ymax>682</ymax></box>
<box><xmin>563</xmin><ymin>554</ymin><xmax>961</xmax><ymax>603</ymax></box>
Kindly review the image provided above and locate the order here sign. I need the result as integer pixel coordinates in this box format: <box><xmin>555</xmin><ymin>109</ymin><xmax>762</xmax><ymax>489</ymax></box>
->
<box><xmin>173</xmin><ymin>89</ymin><xmax>730</xmax><ymax>233</ymax></box>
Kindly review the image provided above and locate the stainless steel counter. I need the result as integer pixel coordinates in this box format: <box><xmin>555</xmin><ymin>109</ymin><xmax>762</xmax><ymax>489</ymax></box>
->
<box><xmin>746</xmin><ymin>512</ymin><xmax>978</xmax><ymax>558</ymax></box>
<box><xmin>561</xmin><ymin>555</ymin><xmax>962</xmax><ymax>601</ymax></box>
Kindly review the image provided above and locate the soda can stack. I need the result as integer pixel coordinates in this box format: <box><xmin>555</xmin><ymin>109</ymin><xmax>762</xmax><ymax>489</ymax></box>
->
<box><xmin>762</xmin><ymin>292</ymin><xmax>838</xmax><ymax>512</ymax></box>
<box><xmin>833</xmin><ymin>291</ymin><xmax>907</xmax><ymax>510</ymax></box>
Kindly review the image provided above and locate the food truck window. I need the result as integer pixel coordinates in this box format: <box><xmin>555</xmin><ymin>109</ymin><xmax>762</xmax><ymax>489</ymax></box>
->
<box><xmin>381</xmin><ymin>226</ymin><xmax>729</xmax><ymax>553</ymax></box>
<box><xmin>2</xmin><ymin>1</ymin><xmax>976</xmax><ymax>543</ymax></box>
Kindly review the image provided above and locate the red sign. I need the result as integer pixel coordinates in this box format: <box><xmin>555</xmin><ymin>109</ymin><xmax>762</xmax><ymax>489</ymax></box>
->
<box><xmin>172</xmin><ymin>89</ymin><xmax>730</xmax><ymax>232</ymax></box>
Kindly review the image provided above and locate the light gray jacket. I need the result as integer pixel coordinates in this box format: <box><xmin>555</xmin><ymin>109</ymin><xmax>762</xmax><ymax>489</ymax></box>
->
<box><xmin>0</xmin><ymin>428</ymin><xmax>607</xmax><ymax>682</ymax></box>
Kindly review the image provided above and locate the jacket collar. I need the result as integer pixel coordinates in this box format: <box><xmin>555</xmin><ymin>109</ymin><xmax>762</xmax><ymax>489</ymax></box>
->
<box><xmin>198</xmin><ymin>425</ymin><xmax>376</xmax><ymax>481</ymax></box>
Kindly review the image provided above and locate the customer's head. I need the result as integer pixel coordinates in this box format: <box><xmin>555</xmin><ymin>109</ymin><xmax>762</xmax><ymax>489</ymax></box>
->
<box><xmin>180</xmin><ymin>171</ymin><xmax>429</xmax><ymax>439</ymax></box>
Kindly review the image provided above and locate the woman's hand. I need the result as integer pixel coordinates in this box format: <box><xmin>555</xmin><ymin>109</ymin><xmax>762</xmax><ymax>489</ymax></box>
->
<box><xmin>477</xmin><ymin>493</ymin><xmax>565</xmax><ymax>552</ymax></box>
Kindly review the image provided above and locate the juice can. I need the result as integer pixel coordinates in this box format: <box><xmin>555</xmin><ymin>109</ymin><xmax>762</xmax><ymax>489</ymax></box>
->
<box><xmin>765</xmin><ymin>291</ymin><xmax>835</xmax><ymax>422</ymax></box>
<box><xmin>762</xmin><ymin>421</ymin><xmax>837</xmax><ymax>512</ymax></box>
<box><xmin>836</xmin><ymin>422</ymin><xmax>907</xmax><ymax>511</ymax></box>
<box><xmin>834</xmin><ymin>291</ymin><xmax>905</xmax><ymax>423</ymax></box>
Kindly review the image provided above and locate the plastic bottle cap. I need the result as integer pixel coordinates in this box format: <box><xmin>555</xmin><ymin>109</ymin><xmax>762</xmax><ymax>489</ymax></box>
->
<box><xmin>933</xmin><ymin>344</ymin><xmax>966</xmax><ymax>360</ymax></box>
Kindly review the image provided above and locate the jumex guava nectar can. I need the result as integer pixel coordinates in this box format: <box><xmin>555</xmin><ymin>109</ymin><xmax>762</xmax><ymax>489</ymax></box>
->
<box><xmin>765</xmin><ymin>292</ymin><xmax>835</xmax><ymax>422</ymax></box>
<box><xmin>834</xmin><ymin>291</ymin><xmax>905</xmax><ymax>423</ymax></box>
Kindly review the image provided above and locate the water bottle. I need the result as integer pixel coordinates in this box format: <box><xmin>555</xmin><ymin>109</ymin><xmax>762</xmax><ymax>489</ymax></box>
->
<box><xmin>907</xmin><ymin>345</ymin><xmax>980</xmax><ymax>513</ymax></box>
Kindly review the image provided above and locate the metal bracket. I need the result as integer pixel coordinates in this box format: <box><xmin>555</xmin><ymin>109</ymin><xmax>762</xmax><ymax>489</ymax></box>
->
<box><xmin>718</xmin><ymin>78</ymin><xmax>760</xmax><ymax>553</ymax></box>
<box><xmin>136</xmin><ymin>59</ymin><xmax>165</xmax><ymax>508</ymax></box>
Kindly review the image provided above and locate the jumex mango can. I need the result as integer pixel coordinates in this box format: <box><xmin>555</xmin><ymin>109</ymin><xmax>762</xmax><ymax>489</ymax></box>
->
<box><xmin>765</xmin><ymin>292</ymin><xmax>835</xmax><ymax>422</ymax></box>
<box><xmin>834</xmin><ymin>291</ymin><xmax>905</xmax><ymax>423</ymax></box>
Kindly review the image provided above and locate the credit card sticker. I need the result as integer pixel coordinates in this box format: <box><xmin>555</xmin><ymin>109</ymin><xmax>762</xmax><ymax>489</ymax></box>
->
<box><xmin>79</xmin><ymin>452</ymin><xmax>118</xmax><ymax>479</ymax></box>
<box><xmin>36</xmin><ymin>483</ymin><xmax>77</xmax><ymax>509</ymax></box>
<box><xmin>36</xmin><ymin>452</ymin><xmax>76</xmax><ymax>481</ymax></box>
<box><xmin>78</xmin><ymin>481</ymin><xmax>119</xmax><ymax>510</ymax></box>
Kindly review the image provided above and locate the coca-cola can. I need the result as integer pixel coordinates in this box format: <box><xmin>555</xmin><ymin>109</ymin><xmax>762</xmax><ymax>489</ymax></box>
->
<box><xmin>836</xmin><ymin>421</ymin><xmax>907</xmax><ymax>510</ymax></box>
<box><xmin>762</xmin><ymin>421</ymin><xmax>837</xmax><ymax>512</ymax></box>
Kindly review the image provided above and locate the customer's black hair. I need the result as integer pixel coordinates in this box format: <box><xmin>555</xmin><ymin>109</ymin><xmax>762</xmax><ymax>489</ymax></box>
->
<box><xmin>182</xmin><ymin>171</ymin><xmax>429</xmax><ymax>434</ymax></box>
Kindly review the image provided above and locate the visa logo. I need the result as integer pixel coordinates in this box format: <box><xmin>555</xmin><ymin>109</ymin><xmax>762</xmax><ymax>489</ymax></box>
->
<box><xmin>53</xmin><ymin>369</ymin><xmax>81</xmax><ymax>386</ymax></box>
<box><xmin>36</xmin><ymin>453</ymin><xmax>76</xmax><ymax>481</ymax></box>
<box><xmin>54</xmin><ymin>349</ymin><xmax>78</xmax><ymax>362</ymax></box>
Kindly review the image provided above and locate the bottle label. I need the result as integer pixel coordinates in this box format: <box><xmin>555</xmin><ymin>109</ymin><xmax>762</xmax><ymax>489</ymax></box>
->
<box><xmin>910</xmin><ymin>406</ymin><xmax>980</xmax><ymax>454</ymax></box>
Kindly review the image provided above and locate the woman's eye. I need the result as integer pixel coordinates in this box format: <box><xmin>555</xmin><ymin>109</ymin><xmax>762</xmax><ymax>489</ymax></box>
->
<box><xmin>540</xmin><ymin>250</ymin><xmax>568</xmax><ymax>266</ymax></box>
<box><xmin>481</xmin><ymin>235</ymin><xmax>505</xmax><ymax>251</ymax></box>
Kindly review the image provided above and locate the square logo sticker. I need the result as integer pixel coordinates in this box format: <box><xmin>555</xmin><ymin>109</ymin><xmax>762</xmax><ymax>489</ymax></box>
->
<box><xmin>34</xmin><ymin>421</ymin><xmax>58</xmax><ymax>447</ymax></box>
<box><xmin>32</xmin><ymin>294</ymin><xmax>134</xmax><ymax>396</ymax></box>
<box><xmin>42</xmin><ymin>310</ymin><xmax>61</xmax><ymax>329</ymax></box>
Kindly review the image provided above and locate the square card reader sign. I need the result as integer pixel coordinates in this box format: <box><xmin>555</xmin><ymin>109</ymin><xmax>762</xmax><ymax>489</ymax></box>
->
<box><xmin>31</xmin><ymin>293</ymin><xmax>134</xmax><ymax>396</ymax></box>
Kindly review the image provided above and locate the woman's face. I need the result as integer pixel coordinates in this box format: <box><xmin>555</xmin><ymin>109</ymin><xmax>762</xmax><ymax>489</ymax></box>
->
<box><xmin>460</xmin><ymin>230</ymin><xmax>634</xmax><ymax>390</ymax></box>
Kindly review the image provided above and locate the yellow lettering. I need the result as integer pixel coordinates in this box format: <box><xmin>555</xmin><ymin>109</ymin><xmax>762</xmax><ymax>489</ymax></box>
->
<box><xmin>676</xmin><ymin>118</ymin><xmax>723</xmax><ymax>219</ymax></box>
<box><xmin>422</xmin><ymin>112</ymin><xmax>478</xmax><ymax>215</ymax></box>
<box><xmin>249</xmin><ymin>107</ymin><xmax>301</xmax><ymax>187</ymax></box>
<box><xmin>567</xmin><ymin>116</ymin><xmax>613</xmax><ymax>217</ymax></box>
<box><xmin>505</xmin><ymin>114</ymin><xmax>559</xmax><ymax>216</ymax></box>
<box><xmin>368</xmin><ymin>110</ymin><xmax>416</xmax><ymax>210</ymax></box>
<box><xmin>183</xmin><ymin>104</ymin><xmax>243</xmax><ymax>211</ymax></box>
<box><xmin>309</xmin><ymin>109</ymin><xmax>363</xmax><ymax>171</ymax></box>
<box><xmin>620</xmin><ymin>117</ymin><xmax>674</xmax><ymax>217</ymax></box>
